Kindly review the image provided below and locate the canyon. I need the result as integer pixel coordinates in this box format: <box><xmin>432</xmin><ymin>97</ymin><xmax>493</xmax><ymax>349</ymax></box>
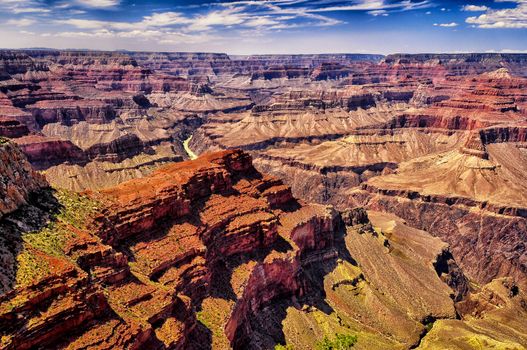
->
<box><xmin>0</xmin><ymin>50</ymin><xmax>527</xmax><ymax>349</ymax></box>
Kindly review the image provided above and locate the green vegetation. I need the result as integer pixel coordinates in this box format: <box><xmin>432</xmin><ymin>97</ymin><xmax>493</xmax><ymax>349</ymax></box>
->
<box><xmin>275</xmin><ymin>344</ymin><xmax>294</xmax><ymax>350</ymax></box>
<box><xmin>16</xmin><ymin>248</ymin><xmax>52</xmax><ymax>288</ymax></box>
<box><xmin>53</xmin><ymin>190</ymin><xmax>102</xmax><ymax>229</ymax></box>
<box><xmin>22</xmin><ymin>223</ymin><xmax>73</xmax><ymax>259</ymax></box>
<box><xmin>195</xmin><ymin>298</ymin><xmax>233</xmax><ymax>349</ymax></box>
<box><xmin>196</xmin><ymin>310</ymin><xmax>212</xmax><ymax>330</ymax></box>
<box><xmin>315</xmin><ymin>333</ymin><xmax>358</xmax><ymax>350</ymax></box>
<box><xmin>15</xmin><ymin>190</ymin><xmax>102</xmax><ymax>287</ymax></box>
<box><xmin>21</xmin><ymin>191</ymin><xmax>100</xmax><ymax>257</ymax></box>
<box><xmin>424</xmin><ymin>321</ymin><xmax>435</xmax><ymax>333</ymax></box>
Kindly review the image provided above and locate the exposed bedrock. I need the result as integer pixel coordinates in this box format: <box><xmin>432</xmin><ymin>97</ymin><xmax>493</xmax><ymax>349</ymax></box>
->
<box><xmin>83</xmin><ymin>133</ymin><xmax>144</xmax><ymax>162</ymax></box>
<box><xmin>479</xmin><ymin>124</ymin><xmax>527</xmax><ymax>143</ymax></box>
<box><xmin>0</xmin><ymin>148</ymin><xmax>483</xmax><ymax>350</ymax></box>
<box><xmin>225</xmin><ymin>256</ymin><xmax>304</xmax><ymax>349</ymax></box>
<box><xmin>350</xmin><ymin>189</ymin><xmax>527</xmax><ymax>285</ymax></box>
<box><xmin>0</xmin><ymin>138</ymin><xmax>47</xmax><ymax>217</ymax></box>
<box><xmin>10</xmin><ymin>132</ymin><xmax>147</xmax><ymax>170</ymax></box>
<box><xmin>0</xmin><ymin>117</ymin><xmax>29</xmax><ymax>138</ymax></box>
<box><xmin>28</xmin><ymin>100</ymin><xmax>116</xmax><ymax>126</ymax></box>
<box><xmin>252</xmin><ymin>129</ymin><xmax>463</xmax><ymax>204</ymax></box>
<box><xmin>383</xmin><ymin>112</ymin><xmax>496</xmax><ymax>130</ymax></box>
<box><xmin>14</xmin><ymin>135</ymin><xmax>87</xmax><ymax>168</ymax></box>
<box><xmin>0</xmin><ymin>149</ymin><xmax>352</xmax><ymax>349</ymax></box>
<box><xmin>0</xmin><ymin>51</ymin><xmax>46</xmax><ymax>76</ymax></box>
<box><xmin>225</xmin><ymin>208</ymin><xmax>472</xmax><ymax>349</ymax></box>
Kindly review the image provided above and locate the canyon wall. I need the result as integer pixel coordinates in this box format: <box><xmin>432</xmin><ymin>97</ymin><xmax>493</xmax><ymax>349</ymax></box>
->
<box><xmin>0</xmin><ymin>138</ymin><xmax>47</xmax><ymax>217</ymax></box>
<box><xmin>1</xmin><ymin>50</ymin><xmax>527</xmax><ymax>349</ymax></box>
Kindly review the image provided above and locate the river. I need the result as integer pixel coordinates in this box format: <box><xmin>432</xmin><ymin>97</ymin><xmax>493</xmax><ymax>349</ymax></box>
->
<box><xmin>183</xmin><ymin>135</ymin><xmax>198</xmax><ymax>160</ymax></box>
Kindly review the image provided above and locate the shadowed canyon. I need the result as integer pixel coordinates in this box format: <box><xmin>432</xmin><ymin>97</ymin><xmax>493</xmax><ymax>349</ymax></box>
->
<box><xmin>1</xmin><ymin>50</ymin><xmax>527</xmax><ymax>349</ymax></box>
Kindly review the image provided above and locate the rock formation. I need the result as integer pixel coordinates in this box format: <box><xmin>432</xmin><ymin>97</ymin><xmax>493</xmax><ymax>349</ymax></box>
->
<box><xmin>1</xmin><ymin>50</ymin><xmax>527</xmax><ymax>349</ymax></box>
<box><xmin>0</xmin><ymin>138</ymin><xmax>47</xmax><ymax>217</ymax></box>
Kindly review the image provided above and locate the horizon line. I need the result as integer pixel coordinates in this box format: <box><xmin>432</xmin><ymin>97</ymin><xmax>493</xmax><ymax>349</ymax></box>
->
<box><xmin>2</xmin><ymin>48</ymin><xmax>527</xmax><ymax>56</ymax></box>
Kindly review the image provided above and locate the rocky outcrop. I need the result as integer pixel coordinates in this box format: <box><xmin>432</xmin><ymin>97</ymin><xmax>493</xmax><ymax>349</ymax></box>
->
<box><xmin>0</xmin><ymin>139</ymin><xmax>47</xmax><ymax>217</ymax></box>
<box><xmin>28</xmin><ymin>99</ymin><xmax>116</xmax><ymax>126</ymax></box>
<box><xmin>0</xmin><ymin>117</ymin><xmax>28</xmax><ymax>138</ymax></box>
<box><xmin>226</xmin><ymin>255</ymin><xmax>303</xmax><ymax>348</ymax></box>
<box><xmin>0</xmin><ymin>140</ymin><xmax>48</xmax><ymax>295</ymax></box>
<box><xmin>418</xmin><ymin>278</ymin><xmax>527</xmax><ymax>349</ymax></box>
<box><xmin>1</xmin><ymin>147</ymin><xmax>525</xmax><ymax>349</ymax></box>
<box><xmin>0</xmin><ymin>150</ymin><xmax>344</xmax><ymax>349</ymax></box>
<box><xmin>351</xmin><ymin>186</ymin><xmax>527</xmax><ymax>285</ymax></box>
<box><xmin>14</xmin><ymin>135</ymin><xmax>86</xmax><ymax>167</ymax></box>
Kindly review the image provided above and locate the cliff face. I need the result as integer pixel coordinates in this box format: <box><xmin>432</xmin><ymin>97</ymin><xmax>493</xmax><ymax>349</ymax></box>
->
<box><xmin>0</xmin><ymin>149</ymin><xmax>344</xmax><ymax>349</ymax></box>
<box><xmin>0</xmin><ymin>138</ymin><xmax>47</xmax><ymax>217</ymax></box>
<box><xmin>0</xmin><ymin>139</ymin><xmax>48</xmax><ymax>296</ymax></box>
<box><xmin>0</xmin><ymin>50</ymin><xmax>390</xmax><ymax>192</ymax></box>
<box><xmin>0</xmin><ymin>146</ymin><xmax>525</xmax><ymax>349</ymax></box>
<box><xmin>214</xmin><ymin>67</ymin><xmax>527</xmax><ymax>287</ymax></box>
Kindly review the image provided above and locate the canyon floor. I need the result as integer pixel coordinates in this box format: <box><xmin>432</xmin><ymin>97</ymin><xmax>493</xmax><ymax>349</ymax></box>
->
<box><xmin>0</xmin><ymin>50</ymin><xmax>526</xmax><ymax>349</ymax></box>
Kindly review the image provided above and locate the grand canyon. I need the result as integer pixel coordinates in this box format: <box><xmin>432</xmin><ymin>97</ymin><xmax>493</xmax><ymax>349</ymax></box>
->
<box><xmin>0</xmin><ymin>49</ymin><xmax>526</xmax><ymax>350</ymax></box>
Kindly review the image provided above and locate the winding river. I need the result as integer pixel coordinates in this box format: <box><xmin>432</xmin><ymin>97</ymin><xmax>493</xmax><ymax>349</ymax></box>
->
<box><xmin>183</xmin><ymin>135</ymin><xmax>198</xmax><ymax>160</ymax></box>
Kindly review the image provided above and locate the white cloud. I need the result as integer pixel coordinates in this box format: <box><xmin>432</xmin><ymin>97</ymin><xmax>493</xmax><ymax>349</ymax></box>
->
<box><xmin>9</xmin><ymin>0</ymin><xmax>438</xmax><ymax>50</ymax></box>
<box><xmin>309</xmin><ymin>0</ymin><xmax>431</xmax><ymax>13</ymax></box>
<box><xmin>6</xmin><ymin>18</ymin><xmax>35</xmax><ymax>26</ymax></box>
<box><xmin>12</xmin><ymin>7</ymin><xmax>50</xmax><ymax>13</ymax></box>
<box><xmin>485</xmin><ymin>48</ymin><xmax>527</xmax><ymax>53</ymax></box>
<box><xmin>434</xmin><ymin>22</ymin><xmax>459</xmax><ymax>27</ymax></box>
<box><xmin>56</xmin><ymin>19</ymin><xmax>111</xmax><ymax>29</ymax></box>
<box><xmin>57</xmin><ymin>4</ymin><xmax>337</xmax><ymax>33</ymax></box>
<box><xmin>368</xmin><ymin>9</ymin><xmax>389</xmax><ymax>16</ymax></box>
<box><xmin>244</xmin><ymin>16</ymin><xmax>280</xmax><ymax>27</ymax></box>
<box><xmin>75</xmin><ymin>0</ymin><xmax>120</xmax><ymax>8</ymax></box>
<box><xmin>57</xmin><ymin>8</ymin><xmax>261</xmax><ymax>33</ymax></box>
<box><xmin>466</xmin><ymin>1</ymin><xmax>527</xmax><ymax>28</ymax></box>
<box><xmin>258</xmin><ymin>2</ymin><xmax>343</xmax><ymax>26</ymax></box>
<box><xmin>462</xmin><ymin>5</ymin><xmax>489</xmax><ymax>11</ymax></box>
<box><xmin>0</xmin><ymin>0</ymin><xmax>50</xmax><ymax>14</ymax></box>
<box><xmin>54</xmin><ymin>29</ymin><xmax>115</xmax><ymax>38</ymax></box>
<box><xmin>141</xmin><ymin>12</ymin><xmax>192</xmax><ymax>27</ymax></box>
<box><xmin>0</xmin><ymin>0</ymin><xmax>30</xmax><ymax>4</ymax></box>
<box><xmin>187</xmin><ymin>9</ymin><xmax>247</xmax><ymax>31</ymax></box>
<box><xmin>46</xmin><ymin>27</ymin><xmax>214</xmax><ymax>45</ymax></box>
<box><xmin>57</xmin><ymin>12</ymin><xmax>194</xmax><ymax>31</ymax></box>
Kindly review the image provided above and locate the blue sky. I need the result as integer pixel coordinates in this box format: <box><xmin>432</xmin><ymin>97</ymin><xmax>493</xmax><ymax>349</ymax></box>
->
<box><xmin>0</xmin><ymin>0</ymin><xmax>526</xmax><ymax>54</ymax></box>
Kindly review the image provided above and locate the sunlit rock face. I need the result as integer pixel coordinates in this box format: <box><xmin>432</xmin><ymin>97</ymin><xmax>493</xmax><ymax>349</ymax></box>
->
<box><xmin>1</xmin><ymin>51</ymin><xmax>527</xmax><ymax>349</ymax></box>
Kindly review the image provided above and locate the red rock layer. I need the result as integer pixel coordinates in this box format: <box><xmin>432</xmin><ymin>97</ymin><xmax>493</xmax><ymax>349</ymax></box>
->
<box><xmin>0</xmin><ymin>150</ymin><xmax>344</xmax><ymax>349</ymax></box>
<box><xmin>14</xmin><ymin>135</ymin><xmax>86</xmax><ymax>167</ymax></box>
<box><xmin>0</xmin><ymin>117</ymin><xmax>28</xmax><ymax>138</ymax></box>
